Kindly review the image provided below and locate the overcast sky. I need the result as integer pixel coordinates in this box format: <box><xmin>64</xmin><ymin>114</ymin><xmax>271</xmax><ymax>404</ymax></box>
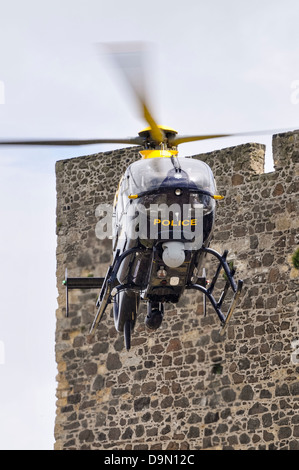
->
<box><xmin>0</xmin><ymin>0</ymin><xmax>299</xmax><ymax>450</ymax></box>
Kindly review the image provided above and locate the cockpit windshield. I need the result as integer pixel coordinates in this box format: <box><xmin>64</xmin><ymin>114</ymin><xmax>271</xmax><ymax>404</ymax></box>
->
<box><xmin>127</xmin><ymin>157</ymin><xmax>216</xmax><ymax>195</ymax></box>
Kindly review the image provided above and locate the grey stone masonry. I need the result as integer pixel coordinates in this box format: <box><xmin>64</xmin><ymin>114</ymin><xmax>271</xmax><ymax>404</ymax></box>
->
<box><xmin>55</xmin><ymin>131</ymin><xmax>299</xmax><ymax>450</ymax></box>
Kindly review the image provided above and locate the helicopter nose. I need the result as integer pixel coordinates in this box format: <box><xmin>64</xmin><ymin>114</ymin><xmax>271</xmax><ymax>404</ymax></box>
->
<box><xmin>162</xmin><ymin>242</ymin><xmax>185</xmax><ymax>268</ymax></box>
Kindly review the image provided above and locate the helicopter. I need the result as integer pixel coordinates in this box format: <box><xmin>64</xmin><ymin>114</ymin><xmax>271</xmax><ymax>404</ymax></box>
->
<box><xmin>0</xmin><ymin>42</ymin><xmax>293</xmax><ymax>350</ymax></box>
<box><xmin>59</xmin><ymin>119</ymin><xmax>245</xmax><ymax>351</ymax></box>
<box><xmin>61</xmin><ymin>120</ymin><xmax>243</xmax><ymax>351</ymax></box>
<box><xmin>89</xmin><ymin>125</ymin><xmax>244</xmax><ymax>351</ymax></box>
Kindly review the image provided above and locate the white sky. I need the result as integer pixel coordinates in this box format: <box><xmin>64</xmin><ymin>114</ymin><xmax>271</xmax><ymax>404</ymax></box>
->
<box><xmin>0</xmin><ymin>0</ymin><xmax>299</xmax><ymax>450</ymax></box>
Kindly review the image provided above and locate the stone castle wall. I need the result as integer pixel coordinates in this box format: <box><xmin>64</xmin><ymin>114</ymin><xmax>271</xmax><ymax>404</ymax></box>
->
<box><xmin>54</xmin><ymin>131</ymin><xmax>299</xmax><ymax>450</ymax></box>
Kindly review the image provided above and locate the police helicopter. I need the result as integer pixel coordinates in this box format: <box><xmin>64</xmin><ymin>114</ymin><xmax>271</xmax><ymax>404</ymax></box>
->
<box><xmin>60</xmin><ymin>120</ymin><xmax>243</xmax><ymax>351</ymax></box>
<box><xmin>0</xmin><ymin>43</ymin><xmax>293</xmax><ymax>350</ymax></box>
<box><xmin>87</xmin><ymin>124</ymin><xmax>244</xmax><ymax>351</ymax></box>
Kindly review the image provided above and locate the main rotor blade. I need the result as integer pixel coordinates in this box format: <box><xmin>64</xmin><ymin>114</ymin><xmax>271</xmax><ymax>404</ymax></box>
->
<box><xmin>169</xmin><ymin>128</ymin><xmax>298</xmax><ymax>146</ymax></box>
<box><xmin>100</xmin><ymin>42</ymin><xmax>164</xmax><ymax>144</ymax></box>
<box><xmin>169</xmin><ymin>134</ymin><xmax>231</xmax><ymax>146</ymax></box>
<box><xmin>0</xmin><ymin>137</ymin><xmax>144</xmax><ymax>146</ymax></box>
<box><xmin>142</xmin><ymin>103</ymin><xmax>164</xmax><ymax>143</ymax></box>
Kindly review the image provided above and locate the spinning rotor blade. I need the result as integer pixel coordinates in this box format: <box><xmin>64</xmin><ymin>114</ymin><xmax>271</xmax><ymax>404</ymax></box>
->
<box><xmin>169</xmin><ymin>133</ymin><xmax>231</xmax><ymax>146</ymax></box>
<box><xmin>169</xmin><ymin>128</ymin><xmax>297</xmax><ymax>146</ymax></box>
<box><xmin>100</xmin><ymin>42</ymin><xmax>164</xmax><ymax>144</ymax></box>
<box><xmin>141</xmin><ymin>103</ymin><xmax>164</xmax><ymax>143</ymax></box>
<box><xmin>0</xmin><ymin>137</ymin><xmax>144</xmax><ymax>146</ymax></box>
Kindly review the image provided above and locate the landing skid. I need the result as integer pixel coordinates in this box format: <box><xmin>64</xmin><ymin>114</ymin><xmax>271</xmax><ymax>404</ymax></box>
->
<box><xmin>187</xmin><ymin>247</ymin><xmax>243</xmax><ymax>335</ymax></box>
<box><xmin>89</xmin><ymin>247</ymin><xmax>145</xmax><ymax>336</ymax></box>
<box><xmin>63</xmin><ymin>245</ymin><xmax>243</xmax><ymax>348</ymax></box>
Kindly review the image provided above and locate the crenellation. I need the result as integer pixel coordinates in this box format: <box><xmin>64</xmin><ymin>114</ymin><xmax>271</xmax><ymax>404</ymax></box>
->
<box><xmin>194</xmin><ymin>142</ymin><xmax>266</xmax><ymax>178</ymax></box>
<box><xmin>273</xmin><ymin>130</ymin><xmax>299</xmax><ymax>171</ymax></box>
<box><xmin>55</xmin><ymin>131</ymin><xmax>299</xmax><ymax>450</ymax></box>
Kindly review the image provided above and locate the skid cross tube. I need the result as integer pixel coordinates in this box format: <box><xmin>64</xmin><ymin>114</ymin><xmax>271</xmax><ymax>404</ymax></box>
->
<box><xmin>187</xmin><ymin>246</ymin><xmax>243</xmax><ymax>334</ymax></box>
<box><xmin>63</xmin><ymin>268</ymin><xmax>104</xmax><ymax>317</ymax></box>
<box><xmin>89</xmin><ymin>246</ymin><xmax>146</xmax><ymax>336</ymax></box>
